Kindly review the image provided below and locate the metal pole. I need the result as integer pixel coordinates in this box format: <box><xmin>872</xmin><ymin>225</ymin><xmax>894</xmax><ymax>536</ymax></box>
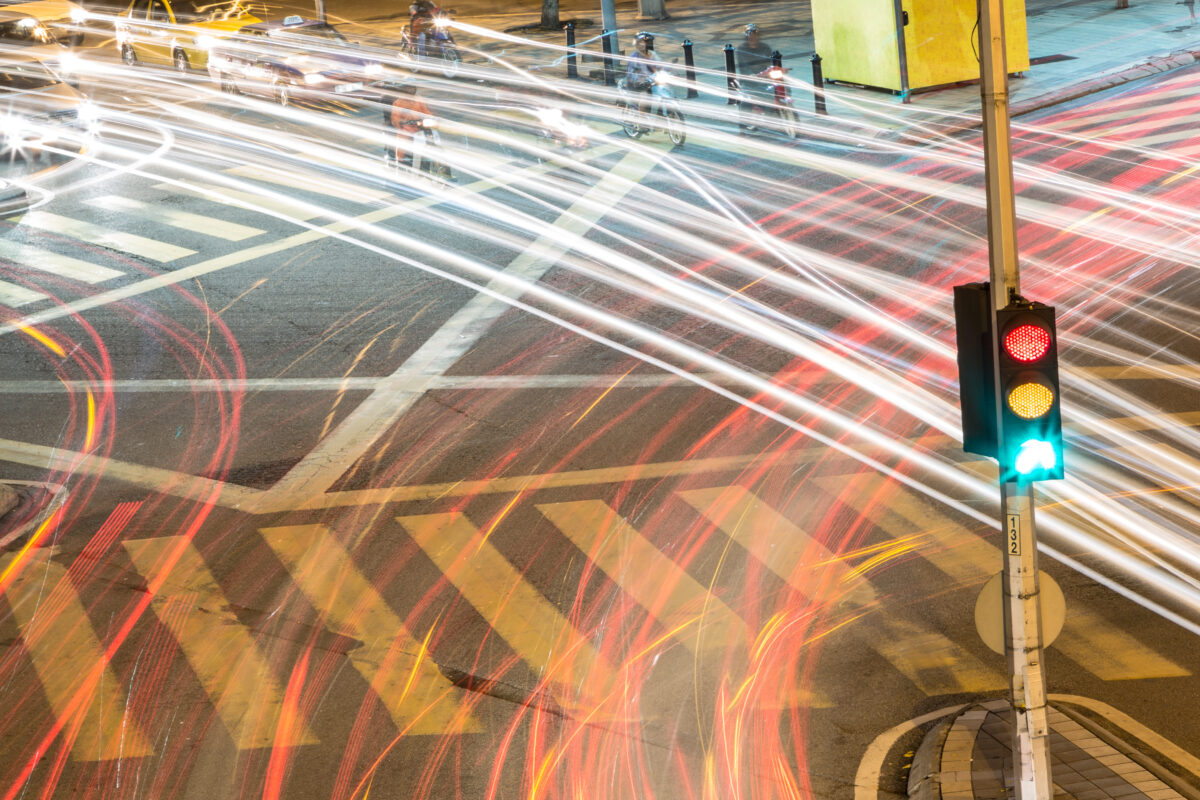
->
<box><xmin>811</xmin><ymin>53</ymin><xmax>827</xmax><ymax>115</ymax></box>
<box><xmin>682</xmin><ymin>39</ymin><xmax>698</xmax><ymax>99</ymax></box>
<box><xmin>979</xmin><ymin>0</ymin><xmax>1052</xmax><ymax>796</ymax></box>
<box><xmin>601</xmin><ymin>30</ymin><xmax>615</xmax><ymax>87</ymax></box>
<box><xmin>724</xmin><ymin>42</ymin><xmax>736</xmax><ymax>103</ymax></box>
<box><xmin>565</xmin><ymin>22</ymin><xmax>578</xmax><ymax>79</ymax></box>
<box><xmin>600</xmin><ymin>0</ymin><xmax>618</xmax><ymax>53</ymax></box>
<box><xmin>893</xmin><ymin>0</ymin><xmax>909</xmax><ymax>101</ymax></box>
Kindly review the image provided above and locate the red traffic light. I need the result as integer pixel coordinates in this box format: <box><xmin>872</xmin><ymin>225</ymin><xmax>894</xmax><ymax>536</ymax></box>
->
<box><xmin>1002</xmin><ymin>323</ymin><xmax>1051</xmax><ymax>363</ymax></box>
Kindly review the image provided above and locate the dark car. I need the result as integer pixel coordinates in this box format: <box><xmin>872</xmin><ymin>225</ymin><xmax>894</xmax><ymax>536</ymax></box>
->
<box><xmin>207</xmin><ymin>15</ymin><xmax>383</xmax><ymax>105</ymax></box>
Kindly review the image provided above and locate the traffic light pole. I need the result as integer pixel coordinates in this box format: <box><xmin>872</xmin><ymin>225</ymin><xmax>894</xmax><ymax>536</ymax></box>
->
<box><xmin>978</xmin><ymin>0</ymin><xmax>1053</xmax><ymax>798</ymax></box>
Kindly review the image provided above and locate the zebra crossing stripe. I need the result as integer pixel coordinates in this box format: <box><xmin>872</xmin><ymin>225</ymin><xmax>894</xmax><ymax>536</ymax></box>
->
<box><xmin>0</xmin><ymin>239</ymin><xmax>124</xmax><ymax>284</ymax></box>
<box><xmin>226</xmin><ymin>164</ymin><xmax>393</xmax><ymax>204</ymax></box>
<box><xmin>86</xmin><ymin>196</ymin><xmax>266</xmax><ymax>242</ymax></box>
<box><xmin>826</xmin><ymin>473</ymin><xmax>1188</xmax><ymax>682</ymax></box>
<box><xmin>0</xmin><ymin>279</ymin><xmax>47</xmax><ymax>307</ymax></box>
<box><xmin>16</xmin><ymin>212</ymin><xmax>195</xmax><ymax>263</ymax></box>
<box><xmin>154</xmin><ymin>181</ymin><xmax>327</xmax><ymax>222</ymax></box>
<box><xmin>680</xmin><ymin>485</ymin><xmax>1006</xmax><ymax>696</ymax></box>
<box><xmin>0</xmin><ymin>549</ymin><xmax>153</xmax><ymax>761</ymax></box>
<box><xmin>539</xmin><ymin>498</ymin><xmax>834</xmax><ymax>709</ymax></box>
<box><xmin>538</xmin><ymin>499</ymin><xmax>749</xmax><ymax>656</ymax></box>
<box><xmin>259</xmin><ymin>524</ymin><xmax>481</xmax><ymax>734</ymax></box>
<box><xmin>397</xmin><ymin>511</ymin><xmax>610</xmax><ymax>696</ymax></box>
<box><xmin>122</xmin><ymin>536</ymin><xmax>319</xmax><ymax>750</ymax></box>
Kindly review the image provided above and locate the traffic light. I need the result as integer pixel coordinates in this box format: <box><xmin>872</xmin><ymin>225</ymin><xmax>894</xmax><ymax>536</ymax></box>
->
<box><xmin>953</xmin><ymin>283</ymin><xmax>997</xmax><ymax>458</ymax></box>
<box><xmin>995</xmin><ymin>301</ymin><xmax>1063</xmax><ymax>483</ymax></box>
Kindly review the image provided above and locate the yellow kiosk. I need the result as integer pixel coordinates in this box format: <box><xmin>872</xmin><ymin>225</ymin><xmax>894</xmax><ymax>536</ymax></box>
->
<box><xmin>812</xmin><ymin>0</ymin><xmax>1029</xmax><ymax>94</ymax></box>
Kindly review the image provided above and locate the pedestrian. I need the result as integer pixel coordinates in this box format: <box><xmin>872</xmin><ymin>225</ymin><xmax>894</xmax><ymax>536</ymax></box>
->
<box><xmin>1179</xmin><ymin>0</ymin><xmax>1196</xmax><ymax>22</ymax></box>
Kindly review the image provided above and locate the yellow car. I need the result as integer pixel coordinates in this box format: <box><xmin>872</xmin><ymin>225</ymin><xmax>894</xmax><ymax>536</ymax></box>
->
<box><xmin>115</xmin><ymin>0</ymin><xmax>259</xmax><ymax>72</ymax></box>
<box><xmin>0</xmin><ymin>0</ymin><xmax>89</xmax><ymax>46</ymax></box>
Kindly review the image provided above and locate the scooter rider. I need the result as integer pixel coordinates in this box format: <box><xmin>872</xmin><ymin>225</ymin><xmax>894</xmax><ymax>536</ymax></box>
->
<box><xmin>737</xmin><ymin>23</ymin><xmax>774</xmax><ymax>75</ymax></box>
<box><xmin>624</xmin><ymin>31</ymin><xmax>661</xmax><ymax>131</ymax></box>
<box><xmin>409</xmin><ymin>0</ymin><xmax>440</xmax><ymax>57</ymax></box>
<box><xmin>389</xmin><ymin>83</ymin><xmax>433</xmax><ymax>168</ymax></box>
<box><xmin>736</xmin><ymin>23</ymin><xmax>777</xmax><ymax>130</ymax></box>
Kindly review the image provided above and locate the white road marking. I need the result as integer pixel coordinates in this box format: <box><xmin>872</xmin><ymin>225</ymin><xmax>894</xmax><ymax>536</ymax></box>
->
<box><xmin>253</xmin><ymin>148</ymin><xmax>663</xmax><ymax>513</ymax></box>
<box><xmin>15</xmin><ymin>211</ymin><xmax>196</xmax><ymax>263</ymax></box>
<box><xmin>87</xmin><ymin>195</ymin><xmax>266</xmax><ymax>242</ymax></box>
<box><xmin>0</xmin><ymin>239</ymin><xmax>125</xmax><ymax>284</ymax></box>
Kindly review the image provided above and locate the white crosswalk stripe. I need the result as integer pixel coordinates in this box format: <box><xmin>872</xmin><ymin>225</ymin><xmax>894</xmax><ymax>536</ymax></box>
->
<box><xmin>16</xmin><ymin>211</ymin><xmax>195</xmax><ymax>263</ymax></box>
<box><xmin>0</xmin><ymin>239</ymin><xmax>125</xmax><ymax>284</ymax></box>
<box><xmin>0</xmin><ymin>279</ymin><xmax>48</xmax><ymax>306</ymax></box>
<box><xmin>86</xmin><ymin>195</ymin><xmax>266</xmax><ymax>242</ymax></box>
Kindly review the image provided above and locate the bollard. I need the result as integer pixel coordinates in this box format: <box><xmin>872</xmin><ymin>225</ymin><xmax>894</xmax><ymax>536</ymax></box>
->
<box><xmin>724</xmin><ymin>42</ymin><xmax>736</xmax><ymax>103</ymax></box>
<box><xmin>565</xmin><ymin>22</ymin><xmax>578</xmax><ymax>79</ymax></box>
<box><xmin>601</xmin><ymin>29</ymin><xmax>615</xmax><ymax>86</ymax></box>
<box><xmin>682</xmin><ymin>39</ymin><xmax>698</xmax><ymax>99</ymax></box>
<box><xmin>771</xmin><ymin>49</ymin><xmax>782</xmax><ymax>69</ymax></box>
<box><xmin>811</xmin><ymin>53</ymin><xmax>827</xmax><ymax>115</ymax></box>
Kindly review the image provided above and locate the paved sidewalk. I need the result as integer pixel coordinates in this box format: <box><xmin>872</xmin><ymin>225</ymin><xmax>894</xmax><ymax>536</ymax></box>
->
<box><xmin>330</xmin><ymin>0</ymin><xmax>1200</xmax><ymax>135</ymax></box>
<box><xmin>908</xmin><ymin>698</ymin><xmax>1200</xmax><ymax>800</ymax></box>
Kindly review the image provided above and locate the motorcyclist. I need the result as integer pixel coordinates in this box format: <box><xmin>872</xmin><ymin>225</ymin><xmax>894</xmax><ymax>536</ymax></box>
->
<box><xmin>623</xmin><ymin>31</ymin><xmax>661</xmax><ymax>132</ymax></box>
<box><xmin>736</xmin><ymin>23</ymin><xmax>774</xmax><ymax>76</ymax></box>
<box><xmin>389</xmin><ymin>83</ymin><xmax>433</xmax><ymax>169</ymax></box>
<box><xmin>409</xmin><ymin>0</ymin><xmax>440</xmax><ymax>57</ymax></box>
<box><xmin>736</xmin><ymin>23</ymin><xmax>777</xmax><ymax>130</ymax></box>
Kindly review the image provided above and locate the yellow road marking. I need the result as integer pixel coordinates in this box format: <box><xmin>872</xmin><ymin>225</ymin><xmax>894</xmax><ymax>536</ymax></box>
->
<box><xmin>397</xmin><ymin>512</ymin><xmax>609</xmax><ymax>694</ymax></box>
<box><xmin>0</xmin><ymin>549</ymin><xmax>153</xmax><ymax>761</ymax></box>
<box><xmin>539</xmin><ymin>498</ymin><xmax>834</xmax><ymax>709</ymax></box>
<box><xmin>827</xmin><ymin>473</ymin><xmax>1188</xmax><ymax>681</ymax></box>
<box><xmin>259</xmin><ymin>524</ymin><xmax>481</xmax><ymax>734</ymax></box>
<box><xmin>538</xmin><ymin>499</ymin><xmax>747</xmax><ymax>657</ymax></box>
<box><xmin>680</xmin><ymin>485</ymin><xmax>1005</xmax><ymax>696</ymax></box>
<box><xmin>122</xmin><ymin>536</ymin><xmax>319</xmax><ymax>750</ymax></box>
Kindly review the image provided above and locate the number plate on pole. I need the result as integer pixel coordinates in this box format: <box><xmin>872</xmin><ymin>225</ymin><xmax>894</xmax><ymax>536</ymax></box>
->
<box><xmin>1007</xmin><ymin>514</ymin><xmax>1021</xmax><ymax>555</ymax></box>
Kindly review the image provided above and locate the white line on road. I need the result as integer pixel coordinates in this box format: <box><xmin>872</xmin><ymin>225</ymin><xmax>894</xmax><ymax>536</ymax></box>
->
<box><xmin>253</xmin><ymin>148</ymin><xmax>663</xmax><ymax>513</ymax></box>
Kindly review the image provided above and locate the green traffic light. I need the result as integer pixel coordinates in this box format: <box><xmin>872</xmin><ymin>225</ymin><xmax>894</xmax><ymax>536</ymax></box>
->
<box><xmin>1014</xmin><ymin>439</ymin><xmax>1058</xmax><ymax>476</ymax></box>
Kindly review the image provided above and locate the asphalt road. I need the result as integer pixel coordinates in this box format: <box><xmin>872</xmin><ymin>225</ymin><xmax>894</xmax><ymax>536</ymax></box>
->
<box><xmin>0</xmin><ymin>28</ymin><xmax>1199</xmax><ymax>800</ymax></box>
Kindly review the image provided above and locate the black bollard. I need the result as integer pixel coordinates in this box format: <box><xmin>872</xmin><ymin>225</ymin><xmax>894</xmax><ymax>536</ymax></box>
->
<box><xmin>771</xmin><ymin>49</ymin><xmax>782</xmax><ymax>69</ymax></box>
<box><xmin>565</xmin><ymin>22</ymin><xmax>578</xmax><ymax>79</ymax></box>
<box><xmin>811</xmin><ymin>53</ymin><xmax>827</xmax><ymax>115</ymax></box>
<box><xmin>601</xmin><ymin>29</ymin><xmax>615</xmax><ymax>86</ymax></box>
<box><xmin>682</xmin><ymin>39</ymin><xmax>698</xmax><ymax>99</ymax></box>
<box><xmin>724</xmin><ymin>42</ymin><xmax>736</xmax><ymax>104</ymax></box>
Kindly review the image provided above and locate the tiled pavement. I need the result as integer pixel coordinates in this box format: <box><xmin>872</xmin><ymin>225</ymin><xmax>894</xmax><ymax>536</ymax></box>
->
<box><xmin>911</xmin><ymin>699</ymin><xmax>1200</xmax><ymax>800</ymax></box>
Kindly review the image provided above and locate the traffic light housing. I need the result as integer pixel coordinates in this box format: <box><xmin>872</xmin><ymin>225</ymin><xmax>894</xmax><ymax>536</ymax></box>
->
<box><xmin>953</xmin><ymin>283</ymin><xmax>997</xmax><ymax>458</ymax></box>
<box><xmin>995</xmin><ymin>301</ymin><xmax>1063</xmax><ymax>483</ymax></box>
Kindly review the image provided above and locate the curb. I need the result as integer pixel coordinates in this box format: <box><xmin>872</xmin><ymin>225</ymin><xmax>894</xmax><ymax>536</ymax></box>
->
<box><xmin>1012</xmin><ymin>46</ymin><xmax>1200</xmax><ymax>117</ymax></box>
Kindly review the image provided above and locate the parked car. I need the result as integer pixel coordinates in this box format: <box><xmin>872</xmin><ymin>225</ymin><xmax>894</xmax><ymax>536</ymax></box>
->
<box><xmin>207</xmin><ymin>16</ymin><xmax>383</xmax><ymax>105</ymax></box>
<box><xmin>0</xmin><ymin>50</ymin><xmax>97</xmax><ymax>157</ymax></box>
<box><xmin>115</xmin><ymin>0</ymin><xmax>259</xmax><ymax>72</ymax></box>
<box><xmin>0</xmin><ymin>0</ymin><xmax>88</xmax><ymax>46</ymax></box>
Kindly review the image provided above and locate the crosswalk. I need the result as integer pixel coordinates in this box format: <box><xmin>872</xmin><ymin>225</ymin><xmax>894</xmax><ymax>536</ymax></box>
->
<box><xmin>0</xmin><ymin>123</ymin><xmax>621</xmax><ymax>311</ymax></box>
<box><xmin>0</xmin><ymin>480</ymin><xmax>1187</xmax><ymax>761</ymax></box>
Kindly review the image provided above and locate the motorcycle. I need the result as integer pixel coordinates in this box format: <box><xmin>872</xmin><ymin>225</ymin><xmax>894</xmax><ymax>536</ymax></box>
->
<box><xmin>400</xmin><ymin>13</ymin><xmax>461</xmax><ymax>79</ymax></box>
<box><xmin>532</xmin><ymin>106</ymin><xmax>589</xmax><ymax>157</ymax></box>
<box><xmin>733</xmin><ymin>65</ymin><xmax>798</xmax><ymax>139</ymax></box>
<box><xmin>386</xmin><ymin>117</ymin><xmax>453</xmax><ymax>182</ymax></box>
<box><xmin>617</xmin><ymin>70</ymin><xmax>685</xmax><ymax>146</ymax></box>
